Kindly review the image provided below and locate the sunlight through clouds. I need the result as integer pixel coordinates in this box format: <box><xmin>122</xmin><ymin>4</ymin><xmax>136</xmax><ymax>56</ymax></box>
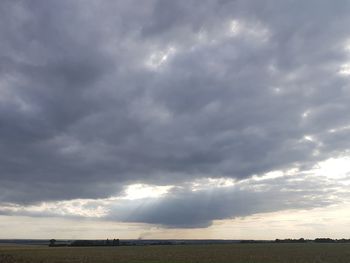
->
<box><xmin>122</xmin><ymin>184</ymin><xmax>173</xmax><ymax>200</ymax></box>
<box><xmin>313</xmin><ymin>157</ymin><xmax>350</xmax><ymax>179</ymax></box>
<box><xmin>145</xmin><ymin>46</ymin><xmax>177</xmax><ymax>69</ymax></box>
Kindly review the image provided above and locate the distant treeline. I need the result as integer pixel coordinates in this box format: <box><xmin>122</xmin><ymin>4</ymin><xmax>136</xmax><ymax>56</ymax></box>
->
<box><xmin>274</xmin><ymin>238</ymin><xmax>350</xmax><ymax>243</ymax></box>
<box><xmin>47</xmin><ymin>238</ymin><xmax>350</xmax><ymax>247</ymax></box>
<box><xmin>49</xmin><ymin>239</ymin><xmax>180</xmax><ymax>247</ymax></box>
<box><xmin>48</xmin><ymin>239</ymin><xmax>241</xmax><ymax>247</ymax></box>
<box><xmin>49</xmin><ymin>239</ymin><xmax>120</xmax><ymax>247</ymax></box>
<box><xmin>240</xmin><ymin>238</ymin><xmax>350</xmax><ymax>244</ymax></box>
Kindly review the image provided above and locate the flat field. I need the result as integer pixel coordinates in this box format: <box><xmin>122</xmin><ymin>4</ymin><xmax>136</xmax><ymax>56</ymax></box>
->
<box><xmin>1</xmin><ymin>243</ymin><xmax>350</xmax><ymax>263</ymax></box>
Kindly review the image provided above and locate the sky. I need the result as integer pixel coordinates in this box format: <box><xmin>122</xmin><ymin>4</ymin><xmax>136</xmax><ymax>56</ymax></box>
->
<box><xmin>0</xmin><ymin>0</ymin><xmax>350</xmax><ymax>239</ymax></box>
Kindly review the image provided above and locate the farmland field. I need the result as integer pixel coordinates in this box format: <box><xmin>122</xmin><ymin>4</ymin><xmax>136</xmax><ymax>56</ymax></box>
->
<box><xmin>1</xmin><ymin>243</ymin><xmax>350</xmax><ymax>263</ymax></box>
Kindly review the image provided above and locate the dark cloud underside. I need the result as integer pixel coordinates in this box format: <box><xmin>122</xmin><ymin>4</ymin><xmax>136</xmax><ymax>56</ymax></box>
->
<box><xmin>1</xmin><ymin>0</ymin><xmax>350</xmax><ymax>227</ymax></box>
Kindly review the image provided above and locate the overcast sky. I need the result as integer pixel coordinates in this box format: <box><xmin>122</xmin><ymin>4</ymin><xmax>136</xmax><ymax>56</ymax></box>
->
<box><xmin>1</xmin><ymin>0</ymin><xmax>350</xmax><ymax>239</ymax></box>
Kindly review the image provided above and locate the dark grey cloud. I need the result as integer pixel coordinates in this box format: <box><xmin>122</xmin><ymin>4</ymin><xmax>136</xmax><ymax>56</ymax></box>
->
<box><xmin>109</xmin><ymin>178</ymin><xmax>336</xmax><ymax>228</ymax></box>
<box><xmin>1</xmin><ymin>0</ymin><xmax>350</xmax><ymax>227</ymax></box>
<box><xmin>0</xmin><ymin>173</ymin><xmax>341</xmax><ymax>228</ymax></box>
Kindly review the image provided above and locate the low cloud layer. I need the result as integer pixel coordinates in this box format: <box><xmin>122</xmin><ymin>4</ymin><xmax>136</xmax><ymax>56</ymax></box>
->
<box><xmin>1</xmin><ymin>0</ymin><xmax>350</xmax><ymax>228</ymax></box>
<box><xmin>1</xmin><ymin>168</ymin><xmax>348</xmax><ymax>228</ymax></box>
<box><xmin>108</xmin><ymin>174</ymin><xmax>338</xmax><ymax>228</ymax></box>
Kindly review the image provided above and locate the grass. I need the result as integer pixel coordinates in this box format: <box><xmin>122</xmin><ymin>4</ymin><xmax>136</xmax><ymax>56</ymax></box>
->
<box><xmin>1</xmin><ymin>243</ymin><xmax>350</xmax><ymax>263</ymax></box>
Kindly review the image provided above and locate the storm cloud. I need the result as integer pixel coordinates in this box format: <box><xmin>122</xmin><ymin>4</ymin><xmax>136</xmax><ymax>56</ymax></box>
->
<box><xmin>0</xmin><ymin>171</ymin><xmax>344</xmax><ymax>228</ymax></box>
<box><xmin>1</xmin><ymin>0</ymin><xmax>350</xmax><ymax>228</ymax></box>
